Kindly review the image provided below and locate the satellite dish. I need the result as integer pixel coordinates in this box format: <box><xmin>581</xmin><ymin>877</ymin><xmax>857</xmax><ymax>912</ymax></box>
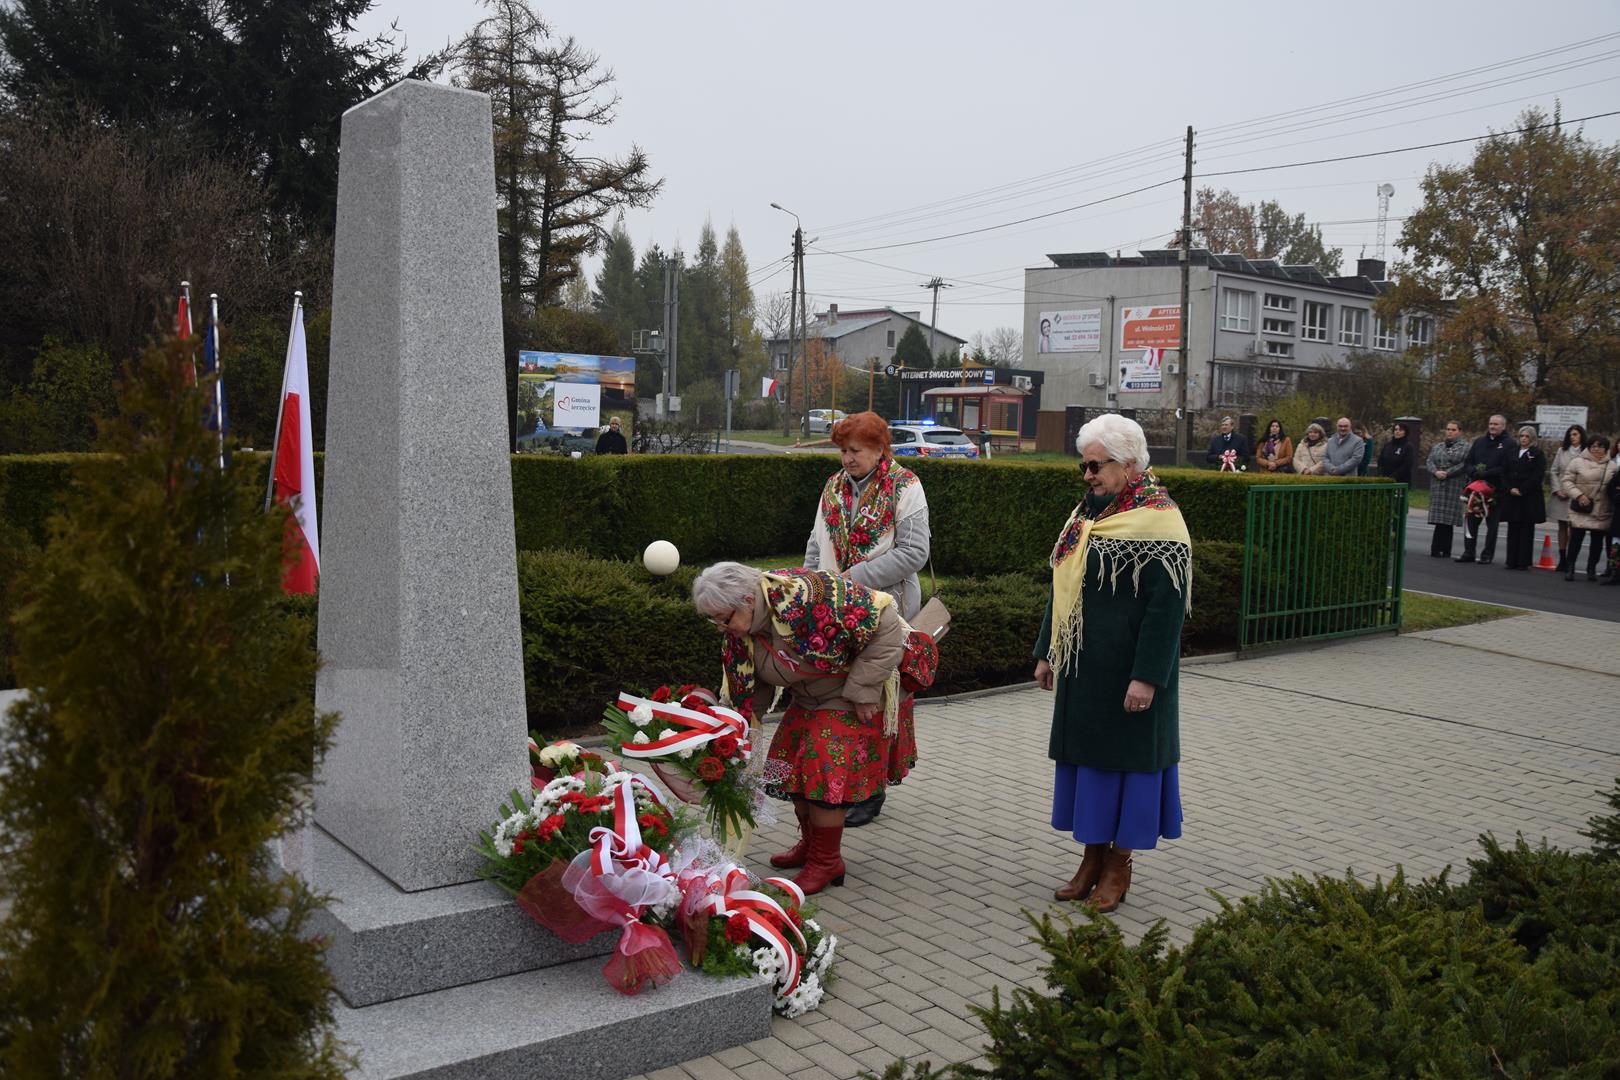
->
<box><xmin>1377</xmin><ymin>183</ymin><xmax>1395</xmax><ymax>198</ymax></box>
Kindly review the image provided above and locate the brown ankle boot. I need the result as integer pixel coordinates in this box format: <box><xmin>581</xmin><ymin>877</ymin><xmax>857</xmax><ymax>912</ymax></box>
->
<box><xmin>1089</xmin><ymin>849</ymin><xmax>1133</xmax><ymax>913</ymax></box>
<box><xmin>769</xmin><ymin>803</ymin><xmax>812</xmax><ymax>869</ymax></box>
<box><xmin>793</xmin><ymin>824</ymin><xmax>846</xmax><ymax>895</ymax></box>
<box><xmin>1054</xmin><ymin>844</ymin><xmax>1108</xmax><ymax>901</ymax></box>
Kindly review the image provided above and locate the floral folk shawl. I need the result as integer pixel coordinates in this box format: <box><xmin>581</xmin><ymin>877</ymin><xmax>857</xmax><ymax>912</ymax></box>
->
<box><xmin>720</xmin><ymin>569</ymin><xmax>900</xmax><ymax>732</ymax></box>
<box><xmin>1048</xmin><ymin>470</ymin><xmax>1192</xmax><ymax>677</ymax></box>
<box><xmin>810</xmin><ymin>458</ymin><xmax>924</xmax><ymax>572</ymax></box>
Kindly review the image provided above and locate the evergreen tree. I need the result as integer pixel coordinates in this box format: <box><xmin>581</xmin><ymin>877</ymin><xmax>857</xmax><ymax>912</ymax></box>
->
<box><xmin>0</xmin><ymin>0</ymin><xmax>429</xmax><ymax>228</ymax></box>
<box><xmin>893</xmin><ymin>322</ymin><xmax>933</xmax><ymax>370</ymax></box>
<box><xmin>0</xmin><ymin>339</ymin><xmax>346</xmax><ymax>1077</ymax></box>
<box><xmin>720</xmin><ymin>225</ymin><xmax>768</xmax><ymax>387</ymax></box>
<box><xmin>634</xmin><ymin>243</ymin><xmax>667</xmax><ymax>398</ymax></box>
<box><xmin>678</xmin><ymin>222</ymin><xmax>727</xmax><ymax>387</ymax></box>
<box><xmin>449</xmin><ymin>0</ymin><xmax>661</xmax><ymax>308</ymax></box>
<box><xmin>593</xmin><ymin>218</ymin><xmax>641</xmax><ymax>353</ymax></box>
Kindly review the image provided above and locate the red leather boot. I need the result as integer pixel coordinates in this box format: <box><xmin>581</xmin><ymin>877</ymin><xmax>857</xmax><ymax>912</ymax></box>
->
<box><xmin>769</xmin><ymin>802</ymin><xmax>812</xmax><ymax>869</ymax></box>
<box><xmin>793</xmin><ymin>824</ymin><xmax>847</xmax><ymax>895</ymax></box>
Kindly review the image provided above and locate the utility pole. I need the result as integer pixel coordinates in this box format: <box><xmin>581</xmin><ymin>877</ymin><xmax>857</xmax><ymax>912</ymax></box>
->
<box><xmin>1175</xmin><ymin>125</ymin><xmax>1194</xmax><ymax>467</ymax></box>
<box><xmin>921</xmin><ymin>276</ymin><xmax>952</xmax><ymax>357</ymax></box>
<box><xmin>797</xmin><ymin>228</ymin><xmax>809</xmax><ymax>431</ymax></box>
<box><xmin>783</xmin><ymin>243</ymin><xmax>799</xmax><ymax>437</ymax></box>
<box><xmin>660</xmin><ymin>253</ymin><xmax>683</xmax><ymax>417</ymax></box>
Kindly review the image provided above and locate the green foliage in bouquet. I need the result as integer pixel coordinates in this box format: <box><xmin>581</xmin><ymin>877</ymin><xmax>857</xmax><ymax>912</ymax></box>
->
<box><xmin>601</xmin><ymin>688</ymin><xmax>757</xmax><ymax>845</ymax></box>
<box><xmin>0</xmin><ymin>339</ymin><xmax>347</xmax><ymax>1077</ymax></box>
<box><xmin>861</xmin><ymin>777</ymin><xmax>1620</xmax><ymax>1079</ymax></box>
<box><xmin>474</xmin><ymin>759</ymin><xmax>690</xmax><ymax>896</ymax></box>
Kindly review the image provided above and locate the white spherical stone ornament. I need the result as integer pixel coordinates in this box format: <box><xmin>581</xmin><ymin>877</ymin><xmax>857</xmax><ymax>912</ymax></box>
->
<box><xmin>643</xmin><ymin>540</ymin><xmax>680</xmax><ymax>576</ymax></box>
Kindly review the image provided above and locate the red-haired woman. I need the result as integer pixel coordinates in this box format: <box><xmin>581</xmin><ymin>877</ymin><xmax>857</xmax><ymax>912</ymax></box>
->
<box><xmin>801</xmin><ymin>411</ymin><xmax>931</xmax><ymax>827</ymax></box>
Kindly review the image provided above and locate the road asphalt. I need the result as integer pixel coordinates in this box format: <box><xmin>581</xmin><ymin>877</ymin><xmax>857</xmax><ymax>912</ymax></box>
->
<box><xmin>1403</xmin><ymin>511</ymin><xmax>1617</xmax><ymax>622</ymax></box>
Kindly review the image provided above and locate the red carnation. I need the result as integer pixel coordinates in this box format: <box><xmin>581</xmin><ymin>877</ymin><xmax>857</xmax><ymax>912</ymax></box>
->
<box><xmin>637</xmin><ymin>812</ymin><xmax>668</xmax><ymax>836</ymax></box>
<box><xmin>650</xmin><ymin>686</ymin><xmax>672</xmax><ymax>702</ymax></box>
<box><xmin>713</xmin><ymin>734</ymin><xmax>740</xmax><ymax>758</ymax></box>
<box><xmin>696</xmin><ymin>756</ymin><xmax>726</xmax><ymax>783</ymax></box>
<box><xmin>726</xmin><ymin>913</ymin><xmax>752</xmax><ymax>944</ymax></box>
<box><xmin>512</xmin><ymin>839</ymin><xmax>524</xmax><ymax>855</ymax></box>
<box><xmin>677</xmin><ymin>683</ymin><xmax>697</xmax><ymax>696</ymax></box>
<box><xmin>538</xmin><ymin>814</ymin><xmax>566</xmax><ymax>840</ymax></box>
<box><xmin>681</xmin><ymin>693</ymin><xmax>707</xmax><ymax>710</ymax></box>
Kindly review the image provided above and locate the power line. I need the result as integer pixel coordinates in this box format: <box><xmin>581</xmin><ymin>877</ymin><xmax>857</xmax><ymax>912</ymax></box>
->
<box><xmin>1199</xmin><ymin>107</ymin><xmax>1620</xmax><ymax>178</ymax></box>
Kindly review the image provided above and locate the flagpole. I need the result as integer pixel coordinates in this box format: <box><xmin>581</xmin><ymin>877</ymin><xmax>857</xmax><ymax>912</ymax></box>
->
<box><xmin>266</xmin><ymin>291</ymin><xmax>302</xmax><ymax>511</ymax></box>
<box><xmin>210</xmin><ymin>293</ymin><xmax>225</xmax><ymax>471</ymax></box>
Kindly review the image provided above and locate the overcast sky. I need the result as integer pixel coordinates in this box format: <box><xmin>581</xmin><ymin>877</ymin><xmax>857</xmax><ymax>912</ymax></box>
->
<box><xmin>355</xmin><ymin>1</ymin><xmax>1620</xmax><ymax>344</ymax></box>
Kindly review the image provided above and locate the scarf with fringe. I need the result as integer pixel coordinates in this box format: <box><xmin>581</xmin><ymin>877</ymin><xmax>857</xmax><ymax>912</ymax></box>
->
<box><xmin>1047</xmin><ymin>470</ymin><xmax>1192</xmax><ymax>677</ymax></box>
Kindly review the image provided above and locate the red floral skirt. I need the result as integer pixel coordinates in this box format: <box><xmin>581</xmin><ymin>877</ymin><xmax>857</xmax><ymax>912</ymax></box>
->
<box><xmin>766</xmin><ymin>702</ymin><xmax>888</xmax><ymax>807</ymax></box>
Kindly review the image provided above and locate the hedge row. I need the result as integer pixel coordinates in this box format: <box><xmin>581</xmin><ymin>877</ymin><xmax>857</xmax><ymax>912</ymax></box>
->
<box><xmin>1</xmin><ymin>452</ymin><xmax>1373</xmax><ymax>575</ymax></box>
<box><xmin>150</xmin><ymin>545</ymin><xmax>1246</xmax><ymax>735</ymax></box>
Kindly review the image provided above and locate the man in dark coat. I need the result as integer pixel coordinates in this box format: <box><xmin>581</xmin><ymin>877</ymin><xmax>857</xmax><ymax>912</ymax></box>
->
<box><xmin>1456</xmin><ymin>414</ymin><xmax>1511</xmax><ymax>564</ymax></box>
<box><xmin>594</xmin><ymin>416</ymin><xmax>628</xmax><ymax>455</ymax></box>
<box><xmin>1499</xmin><ymin>424</ymin><xmax>1548</xmax><ymax>570</ymax></box>
<box><xmin>1204</xmin><ymin>416</ymin><xmax>1251</xmax><ymax>470</ymax></box>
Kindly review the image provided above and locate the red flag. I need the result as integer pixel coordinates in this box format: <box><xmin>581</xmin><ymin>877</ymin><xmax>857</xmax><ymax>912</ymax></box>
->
<box><xmin>270</xmin><ymin>295</ymin><xmax>319</xmax><ymax>594</ymax></box>
<box><xmin>175</xmin><ymin>282</ymin><xmax>197</xmax><ymax>385</ymax></box>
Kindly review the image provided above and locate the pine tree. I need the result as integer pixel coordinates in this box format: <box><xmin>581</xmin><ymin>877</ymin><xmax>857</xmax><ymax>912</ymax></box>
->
<box><xmin>593</xmin><ymin>218</ymin><xmax>641</xmax><ymax>353</ymax></box>
<box><xmin>0</xmin><ymin>338</ymin><xmax>346</xmax><ymax>1077</ymax></box>
<box><xmin>634</xmin><ymin>243</ymin><xmax>667</xmax><ymax>398</ymax></box>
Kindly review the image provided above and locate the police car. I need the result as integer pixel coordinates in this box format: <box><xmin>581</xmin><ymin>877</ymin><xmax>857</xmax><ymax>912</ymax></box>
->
<box><xmin>889</xmin><ymin>421</ymin><xmax>980</xmax><ymax>459</ymax></box>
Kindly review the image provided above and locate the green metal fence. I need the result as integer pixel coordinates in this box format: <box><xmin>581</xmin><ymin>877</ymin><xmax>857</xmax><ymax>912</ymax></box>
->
<box><xmin>1239</xmin><ymin>482</ymin><xmax>1408</xmax><ymax>651</ymax></box>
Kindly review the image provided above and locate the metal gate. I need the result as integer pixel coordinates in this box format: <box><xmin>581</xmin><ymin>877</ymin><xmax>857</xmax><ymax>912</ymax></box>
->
<box><xmin>1239</xmin><ymin>483</ymin><xmax>1407</xmax><ymax>651</ymax></box>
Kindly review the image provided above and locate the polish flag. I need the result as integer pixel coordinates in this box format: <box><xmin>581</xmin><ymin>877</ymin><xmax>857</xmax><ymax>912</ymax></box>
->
<box><xmin>1142</xmin><ymin>347</ymin><xmax>1162</xmax><ymax>369</ymax></box>
<box><xmin>269</xmin><ymin>295</ymin><xmax>319</xmax><ymax>594</ymax></box>
<box><xmin>761</xmin><ymin>376</ymin><xmax>779</xmax><ymax>398</ymax></box>
<box><xmin>175</xmin><ymin>282</ymin><xmax>197</xmax><ymax>385</ymax></box>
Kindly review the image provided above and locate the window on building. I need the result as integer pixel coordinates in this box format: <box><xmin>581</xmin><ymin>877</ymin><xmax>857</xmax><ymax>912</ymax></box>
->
<box><xmin>1339</xmin><ymin>307</ymin><xmax>1367</xmax><ymax>347</ymax></box>
<box><xmin>1302</xmin><ymin>301</ymin><xmax>1331</xmax><ymax>342</ymax></box>
<box><xmin>1263</xmin><ymin>293</ymin><xmax>1296</xmax><ymax>312</ymax></box>
<box><xmin>1405</xmin><ymin>315</ymin><xmax>1434</xmax><ymax>346</ymax></box>
<box><xmin>1264</xmin><ymin>340</ymin><xmax>1294</xmax><ymax>358</ymax></box>
<box><xmin>774</xmin><ymin>350</ymin><xmax>789</xmax><ymax>371</ymax></box>
<box><xmin>886</xmin><ymin>329</ymin><xmax>896</xmax><ymax>348</ymax></box>
<box><xmin>1220</xmin><ymin>288</ymin><xmax>1254</xmax><ymax>331</ymax></box>
<box><xmin>1262</xmin><ymin>316</ymin><xmax>1294</xmax><ymax>336</ymax></box>
<box><xmin>1373</xmin><ymin>314</ymin><xmax>1398</xmax><ymax>350</ymax></box>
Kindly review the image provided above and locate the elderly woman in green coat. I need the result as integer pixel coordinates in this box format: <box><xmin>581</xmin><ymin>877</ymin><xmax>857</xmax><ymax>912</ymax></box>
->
<box><xmin>1032</xmin><ymin>413</ymin><xmax>1191</xmax><ymax>913</ymax></box>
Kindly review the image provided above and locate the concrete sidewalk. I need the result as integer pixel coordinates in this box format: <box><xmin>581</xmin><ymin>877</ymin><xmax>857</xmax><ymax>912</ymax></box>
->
<box><xmin>640</xmin><ymin>611</ymin><xmax>1620</xmax><ymax>1080</ymax></box>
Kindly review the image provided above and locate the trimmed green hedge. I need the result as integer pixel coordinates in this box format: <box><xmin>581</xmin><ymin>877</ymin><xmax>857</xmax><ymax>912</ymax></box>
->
<box><xmin>2</xmin><ymin>452</ymin><xmax>1374</xmax><ymax>573</ymax></box>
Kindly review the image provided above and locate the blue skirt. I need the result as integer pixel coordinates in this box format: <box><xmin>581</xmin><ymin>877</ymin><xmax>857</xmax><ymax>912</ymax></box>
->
<box><xmin>1051</xmin><ymin>762</ymin><xmax>1182</xmax><ymax>850</ymax></box>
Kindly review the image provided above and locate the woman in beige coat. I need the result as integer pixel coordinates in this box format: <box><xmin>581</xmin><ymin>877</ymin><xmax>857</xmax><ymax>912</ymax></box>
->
<box><xmin>1559</xmin><ymin>434</ymin><xmax>1616</xmax><ymax>581</ymax></box>
<box><xmin>1291</xmin><ymin>423</ymin><xmax>1328</xmax><ymax>475</ymax></box>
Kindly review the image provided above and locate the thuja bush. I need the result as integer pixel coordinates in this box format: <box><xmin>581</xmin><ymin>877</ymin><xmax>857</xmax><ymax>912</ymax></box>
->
<box><xmin>0</xmin><ymin>340</ymin><xmax>347</xmax><ymax>1077</ymax></box>
<box><xmin>865</xmin><ymin>780</ymin><xmax>1620</xmax><ymax>1079</ymax></box>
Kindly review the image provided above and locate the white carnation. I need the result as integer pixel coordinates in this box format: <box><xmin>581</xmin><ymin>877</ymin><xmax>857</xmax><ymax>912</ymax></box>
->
<box><xmin>629</xmin><ymin>703</ymin><xmax>654</xmax><ymax>727</ymax></box>
<box><xmin>676</xmin><ymin>745</ymin><xmax>694</xmax><ymax>760</ymax></box>
<box><xmin>537</xmin><ymin>742</ymin><xmax>582</xmax><ymax>767</ymax></box>
<box><xmin>632</xmin><ymin>731</ymin><xmax>650</xmax><ymax>745</ymax></box>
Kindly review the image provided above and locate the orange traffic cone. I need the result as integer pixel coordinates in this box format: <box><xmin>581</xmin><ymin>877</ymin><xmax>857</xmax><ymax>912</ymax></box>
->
<box><xmin>1535</xmin><ymin>535</ymin><xmax>1557</xmax><ymax>570</ymax></box>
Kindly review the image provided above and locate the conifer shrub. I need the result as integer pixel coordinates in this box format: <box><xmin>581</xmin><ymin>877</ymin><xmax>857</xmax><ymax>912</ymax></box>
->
<box><xmin>0</xmin><ymin>340</ymin><xmax>347</xmax><ymax>1077</ymax></box>
<box><xmin>864</xmin><ymin>780</ymin><xmax>1620</xmax><ymax>1079</ymax></box>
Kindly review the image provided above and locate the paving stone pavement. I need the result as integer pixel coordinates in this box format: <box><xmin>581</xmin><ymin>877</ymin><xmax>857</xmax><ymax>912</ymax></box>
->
<box><xmin>628</xmin><ymin>611</ymin><xmax>1620</xmax><ymax>1080</ymax></box>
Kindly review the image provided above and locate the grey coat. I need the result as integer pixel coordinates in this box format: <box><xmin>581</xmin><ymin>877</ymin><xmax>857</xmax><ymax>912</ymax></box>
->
<box><xmin>1426</xmin><ymin>438</ymin><xmax>1470</xmax><ymax>527</ymax></box>
<box><xmin>1323</xmin><ymin>433</ymin><xmax>1365</xmax><ymax>476</ymax></box>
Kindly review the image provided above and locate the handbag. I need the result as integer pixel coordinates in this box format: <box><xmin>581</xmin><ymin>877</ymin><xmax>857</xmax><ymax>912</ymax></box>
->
<box><xmin>1573</xmin><ymin>493</ymin><xmax>1596</xmax><ymax>514</ymax></box>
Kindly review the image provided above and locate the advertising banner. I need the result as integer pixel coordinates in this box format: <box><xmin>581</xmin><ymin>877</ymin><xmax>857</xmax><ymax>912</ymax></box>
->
<box><xmin>1118</xmin><ymin>349</ymin><xmax>1162</xmax><ymax>394</ymax></box>
<box><xmin>516</xmin><ymin>352</ymin><xmax>636</xmax><ymax>444</ymax></box>
<box><xmin>1036</xmin><ymin>308</ymin><xmax>1102</xmax><ymax>353</ymax></box>
<box><xmin>1119</xmin><ymin>305</ymin><xmax>1182</xmax><ymax>351</ymax></box>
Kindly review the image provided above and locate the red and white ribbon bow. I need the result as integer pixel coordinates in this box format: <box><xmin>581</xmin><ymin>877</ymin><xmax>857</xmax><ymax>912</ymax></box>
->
<box><xmin>616</xmin><ymin>691</ymin><xmax>751</xmax><ymax>760</ymax></box>
<box><xmin>678</xmin><ymin>861</ymin><xmax>807</xmax><ymax>997</ymax></box>
<box><xmin>1220</xmin><ymin>448</ymin><xmax>1238</xmax><ymax>472</ymax></box>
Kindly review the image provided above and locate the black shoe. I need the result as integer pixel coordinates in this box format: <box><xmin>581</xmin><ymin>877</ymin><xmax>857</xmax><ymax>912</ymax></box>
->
<box><xmin>1602</xmin><ymin>576</ymin><xmax>1620</xmax><ymax>585</ymax></box>
<box><xmin>844</xmin><ymin>791</ymin><xmax>885</xmax><ymax>828</ymax></box>
<box><xmin>1479</xmin><ymin>558</ymin><xmax>1493</xmax><ymax>565</ymax></box>
<box><xmin>1565</xmin><ymin>569</ymin><xmax>1576</xmax><ymax>581</ymax></box>
<box><xmin>1454</xmin><ymin>555</ymin><xmax>1475</xmax><ymax>563</ymax></box>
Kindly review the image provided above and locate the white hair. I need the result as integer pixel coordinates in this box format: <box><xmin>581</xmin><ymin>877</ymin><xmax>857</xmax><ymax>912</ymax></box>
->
<box><xmin>1075</xmin><ymin>414</ymin><xmax>1151</xmax><ymax>472</ymax></box>
<box><xmin>691</xmin><ymin>561</ymin><xmax>762</xmax><ymax>617</ymax></box>
<box><xmin>1518</xmin><ymin>424</ymin><xmax>1538</xmax><ymax>437</ymax></box>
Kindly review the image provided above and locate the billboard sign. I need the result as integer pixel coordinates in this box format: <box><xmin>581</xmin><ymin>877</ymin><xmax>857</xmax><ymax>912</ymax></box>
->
<box><xmin>516</xmin><ymin>352</ymin><xmax>636</xmax><ymax>443</ymax></box>
<box><xmin>1535</xmin><ymin>405</ymin><xmax>1588</xmax><ymax>431</ymax></box>
<box><xmin>1119</xmin><ymin>305</ymin><xmax>1182</xmax><ymax>351</ymax></box>
<box><xmin>1118</xmin><ymin>350</ymin><xmax>1163</xmax><ymax>394</ymax></box>
<box><xmin>1036</xmin><ymin>308</ymin><xmax>1101</xmax><ymax>353</ymax></box>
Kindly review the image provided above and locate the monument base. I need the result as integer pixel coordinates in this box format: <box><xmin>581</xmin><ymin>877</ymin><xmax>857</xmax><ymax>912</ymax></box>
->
<box><xmin>336</xmin><ymin>958</ymin><xmax>772</xmax><ymax>1080</ymax></box>
<box><xmin>306</xmin><ymin>825</ymin><xmax>774</xmax><ymax>1077</ymax></box>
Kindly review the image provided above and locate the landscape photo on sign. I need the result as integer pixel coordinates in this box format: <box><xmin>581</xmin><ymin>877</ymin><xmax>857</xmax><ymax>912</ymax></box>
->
<box><xmin>516</xmin><ymin>352</ymin><xmax>636</xmax><ymax>443</ymax></box>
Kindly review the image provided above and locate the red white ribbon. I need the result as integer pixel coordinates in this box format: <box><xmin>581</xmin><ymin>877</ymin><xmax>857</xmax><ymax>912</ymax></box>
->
<box><xmin>615</xmin><ymin>692</ymin><xmax>751</xmax><ymax>761</ymax></box>
<box><xmin>1220</xmin><ymin>448</ymin><xmax>1238</xmax><ymax>472</ymax></box>
<box><xmin>678</xmin><ymin>861</ymin><xmax>806</xmax><ymax>997</ymax></box>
